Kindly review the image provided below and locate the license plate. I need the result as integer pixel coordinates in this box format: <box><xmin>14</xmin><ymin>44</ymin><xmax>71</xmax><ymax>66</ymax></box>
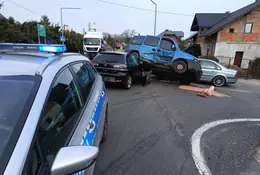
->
<box><xmin>103</xmin><ymin>76</ymin><xmax>115</xmax><ymax>82</ymax></box>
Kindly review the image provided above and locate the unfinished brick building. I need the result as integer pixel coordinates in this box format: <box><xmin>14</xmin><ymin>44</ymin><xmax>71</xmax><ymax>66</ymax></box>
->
<box><xmin>188</xmin><ymin>1</ymin><xmax>260</xmax><ymax>68</ymax></box>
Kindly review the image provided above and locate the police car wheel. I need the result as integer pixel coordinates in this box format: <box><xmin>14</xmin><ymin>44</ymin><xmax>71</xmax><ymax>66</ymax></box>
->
<box><xmin>172</xmin><ymin>60</ymin><xmax>187</xmax><ymax>74</ymax></box>
<box><xmin>123</xmin><ymin>76</ymin><xmax>132</xmax><ymax>89</ymax></box>
<box><xmin>101</xmin><ymin>109</ymin><xmax>108</xmax><ymax>143</ymax></box>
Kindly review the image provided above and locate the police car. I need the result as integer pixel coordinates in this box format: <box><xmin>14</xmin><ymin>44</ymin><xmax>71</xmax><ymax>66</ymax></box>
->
<box><xmin>0</xmin><ymin>44</ymin><xmax>108</xmax><ymax>175</ymax></box>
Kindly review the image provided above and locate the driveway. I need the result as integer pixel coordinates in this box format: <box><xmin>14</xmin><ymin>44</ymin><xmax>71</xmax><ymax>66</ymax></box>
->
<box><xmin>94</xmin><ymin>79</ymin><xmax>260</xmax><ymax>175</ymax></box>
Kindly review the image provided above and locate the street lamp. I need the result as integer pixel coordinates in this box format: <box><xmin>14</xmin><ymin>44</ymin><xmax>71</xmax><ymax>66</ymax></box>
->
<box><xmin>150</xmin><ymin>0</ymin><xmax>157</xmax><ymax>36</ymax></box>
<box><xmin>60</xmin><ymin>7</ymin><xmax>81</xmax><ymax>44</ymax></box>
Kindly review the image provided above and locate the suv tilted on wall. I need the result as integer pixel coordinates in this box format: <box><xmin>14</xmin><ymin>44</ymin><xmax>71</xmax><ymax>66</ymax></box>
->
<box><xmin>126</xmin><ymin>35</ymin><xmax>202</xmax><ymax>85</ymax></box>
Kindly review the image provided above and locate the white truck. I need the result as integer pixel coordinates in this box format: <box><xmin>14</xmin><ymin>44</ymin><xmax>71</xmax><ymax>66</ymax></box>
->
<box><xmin>83</xmin><ymin>31</ymin><xmax>106</xmax><ymax>59</ymax></box>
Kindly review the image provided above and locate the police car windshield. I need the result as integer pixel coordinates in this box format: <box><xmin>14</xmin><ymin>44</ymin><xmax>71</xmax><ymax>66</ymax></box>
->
<box><xmin>0</xmin><ymin>75</ymin><xmax>40</xmax><ymax>172</ymax></box>
<box><xmin>94</xmin><ymin>53</ymin><xmax>126</xmax><ymax>64</ymax></box>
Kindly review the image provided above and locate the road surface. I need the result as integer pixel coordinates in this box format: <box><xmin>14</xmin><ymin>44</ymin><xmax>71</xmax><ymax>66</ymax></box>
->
<box><xmin>94</xmin><ymin>79</ymin><xmax>260</xmax><ymax>175</ymax></box>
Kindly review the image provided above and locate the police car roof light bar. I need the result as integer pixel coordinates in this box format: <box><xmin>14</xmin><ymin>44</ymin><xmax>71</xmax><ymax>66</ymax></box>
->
<box><xmin>0</xmin><ymin>43</ymin><xmax>66</xmax><ymax>53</ymax></box>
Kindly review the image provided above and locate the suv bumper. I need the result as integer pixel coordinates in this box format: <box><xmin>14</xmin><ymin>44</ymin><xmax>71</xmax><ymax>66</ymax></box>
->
<box><xmin>187</xmin><ymin>60</ymin><xmax>202</xmax><ymax>82</ymax></box>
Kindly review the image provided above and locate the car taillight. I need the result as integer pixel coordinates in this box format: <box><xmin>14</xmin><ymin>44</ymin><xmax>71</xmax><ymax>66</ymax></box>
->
<box><xmin>235</xmin><ymin>72</ymin><xmax>238</xmax><ymax>78</ymax></box>
<box><xmin>114</xmin><ymin>64</ymin><xmax>127</xmax><ymax>68</ymax></box>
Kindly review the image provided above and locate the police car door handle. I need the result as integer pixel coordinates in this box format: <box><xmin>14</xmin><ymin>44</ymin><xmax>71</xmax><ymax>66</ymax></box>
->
<box><xmin>152</xmin><ymin>48</ymin><xmax>156</xmax><ymax>51</ymax></box>
<box><xmin>94</xmin><ymin>92</ymin><xmax>99</xmax><ymax>103</ymax></box>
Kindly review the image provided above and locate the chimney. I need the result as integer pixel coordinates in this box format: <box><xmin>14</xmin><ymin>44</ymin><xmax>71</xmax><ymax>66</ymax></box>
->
<box><xmin>225</xmin><ymin>11</ymin><xmax>230</xmax><ymax>14</ymax></box>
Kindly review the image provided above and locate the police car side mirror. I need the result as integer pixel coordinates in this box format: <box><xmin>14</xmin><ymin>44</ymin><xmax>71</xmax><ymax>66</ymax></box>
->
<box><xmin>51</xmin><ymin>146</ymin><xmax>99</xmax><ymax>175</ymax></box>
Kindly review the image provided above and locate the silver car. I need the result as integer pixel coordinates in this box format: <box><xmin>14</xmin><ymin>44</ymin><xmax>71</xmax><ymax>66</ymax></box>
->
<box><xmin>198</xmin><ymin>58</ymin><xmax>238</xmax><ymax>87</ymax></box>
<box><xmin>0</xmin><ymin>44</ymin><xmax>108</xmax><ymax>175</ymax></box>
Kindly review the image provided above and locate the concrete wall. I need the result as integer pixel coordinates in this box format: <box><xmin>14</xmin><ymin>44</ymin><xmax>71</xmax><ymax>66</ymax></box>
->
<box><xmin>214</xmin><ymin>42</ymin><xmax>260</xmax><ymax>68</ymax></box>
<box><xmin>197</xmin><ymin>34</ymin><xmax>217</xmax><ymax>56</ymax></box>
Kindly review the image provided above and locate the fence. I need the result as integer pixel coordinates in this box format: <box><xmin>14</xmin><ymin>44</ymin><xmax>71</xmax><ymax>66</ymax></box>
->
<box><xmin>216</xmin><ymin>57</ymin><xmax>260</xmax><ymax>79</ymax></box>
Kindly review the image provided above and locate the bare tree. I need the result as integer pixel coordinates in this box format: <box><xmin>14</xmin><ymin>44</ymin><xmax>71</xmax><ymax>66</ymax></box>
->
<box><xmin>0</xmin><ymin>2</ymin><xmax>4</xmax><ymax>10</ymax></box>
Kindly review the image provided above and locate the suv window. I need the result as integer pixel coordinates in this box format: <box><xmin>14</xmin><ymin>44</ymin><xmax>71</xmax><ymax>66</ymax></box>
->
<box><xmin>144</xmin><ymin>36</ymin><xmax>160</xmax><ymax>47</ymax></box>
<box><xmin>71</xmin><ymin>62</ymin><xmax>95</xmax><ymax>102</ymax></box>
<box><xmin>160</xmin><ymin>38</ymin><xmax>174</xmax><ymax>50</ymax></box>
<box><xmin>199</xmin><ymin>60</ymin><xmax>217</xmax><ymax>69</ymax></box>
<box><xmin>23</xmin><ymin>68</ymin><xmax>83</xmax><ymax>175</ymax></box>
<box><xmin>130</xmin><ymin>36</ymin><xmax>145</xmax><ymax>45</ymax></box>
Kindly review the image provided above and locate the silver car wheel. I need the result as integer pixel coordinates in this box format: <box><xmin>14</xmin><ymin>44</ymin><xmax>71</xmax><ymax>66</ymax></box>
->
<box><xmin>213</xmin><ymin>76</ymin><xmax>226</xmax><ymax>87</ymax></box>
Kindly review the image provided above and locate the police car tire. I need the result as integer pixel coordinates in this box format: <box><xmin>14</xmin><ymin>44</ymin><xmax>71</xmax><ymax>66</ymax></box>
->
<box><xmin>172</xmin><ymin>60</ymin><xmax>187</xmax><ymax>74</ymax></box>
<box><xmin>101</xmin><ymin>110</ymin><xmax>108</xmax><ymax>143</ymax></box>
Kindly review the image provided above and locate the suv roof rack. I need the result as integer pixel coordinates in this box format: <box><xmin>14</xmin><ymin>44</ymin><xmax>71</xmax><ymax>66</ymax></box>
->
<box><xmin>0</xmin><ymin>43</ymin><xmax>66</xmax><ymax>54</ymax></box>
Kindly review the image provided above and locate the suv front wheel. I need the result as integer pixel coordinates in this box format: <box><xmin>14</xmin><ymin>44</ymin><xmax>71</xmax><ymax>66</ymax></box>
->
<box><xmin>172</xmin><ymin>60</ymin><xmax>187</xmax><ymax>74</ymax></box>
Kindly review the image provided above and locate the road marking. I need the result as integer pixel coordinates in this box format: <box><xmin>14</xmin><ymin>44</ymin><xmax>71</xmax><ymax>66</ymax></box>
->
<box><xmin>226</xmin><ymin>89</ymin><xmax>252</xmax><ymax>93</ymax></box>
<box><xmin>191</xmin><ymin>118</ymin><xmax>260</xmax><ymax>175</ymax></box>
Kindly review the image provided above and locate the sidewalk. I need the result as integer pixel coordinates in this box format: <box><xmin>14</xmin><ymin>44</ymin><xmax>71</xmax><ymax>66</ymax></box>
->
<box><xmin>238</xmin><ymin>79</ymin><xmax>260</xmax><ymax>86</ymax></box>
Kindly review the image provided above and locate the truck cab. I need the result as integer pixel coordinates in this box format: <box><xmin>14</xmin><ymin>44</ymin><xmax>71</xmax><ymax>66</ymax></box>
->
<box><xmin>126</xmin><ymin>35</ymin><xmax>202</xmax><ymax>84</ymax></box>
<box><xmin>83</xmin><ymin>32</ymin><xmax>107</xmax><ymax>59</ymax></box>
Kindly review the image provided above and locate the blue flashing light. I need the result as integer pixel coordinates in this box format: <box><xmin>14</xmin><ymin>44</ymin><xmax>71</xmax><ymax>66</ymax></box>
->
<box><xmin>38</xmin><ymin>45</ymin><xmax>66</xmax><ymax>53</ymax></box>
<box><xmin>0</xmin><ymin>43</ymin><xmax>66</xmax><ymax>53</ymax></box>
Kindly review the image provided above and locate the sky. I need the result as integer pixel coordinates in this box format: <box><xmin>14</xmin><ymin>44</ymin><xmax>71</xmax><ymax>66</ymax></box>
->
<box><xmin>0</xmin><ymin>0</ymin><xmax>255</xmax><ymax>38</ymax></box>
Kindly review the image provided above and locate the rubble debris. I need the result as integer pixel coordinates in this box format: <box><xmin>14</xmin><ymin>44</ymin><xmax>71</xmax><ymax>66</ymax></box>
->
<box><xmin>178</xmin><ymin>85</ymin><xmax>229</xmax><ymax>98</ymax></box>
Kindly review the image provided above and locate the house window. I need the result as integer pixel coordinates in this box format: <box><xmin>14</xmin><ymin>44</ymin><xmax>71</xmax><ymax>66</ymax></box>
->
<box><xmin>245</xmin><ymin>23</ymin><xmax>253</xmax><ymax>33</ymax></box>
<box><xmin>229</xmin><ymin>28</ymin><xmax>234</xmax><ymax>33</ymax></box>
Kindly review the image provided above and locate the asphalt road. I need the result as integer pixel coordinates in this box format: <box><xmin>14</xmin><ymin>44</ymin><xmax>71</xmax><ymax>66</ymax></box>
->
<box><xmin>94</xmin><ymin>79</ymin><xmax>260</xmax><ymax>175</ymax></box>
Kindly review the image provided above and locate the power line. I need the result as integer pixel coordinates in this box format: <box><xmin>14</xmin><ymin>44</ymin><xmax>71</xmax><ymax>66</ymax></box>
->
<box><xmin>97</xmin><ymin>0</ymin><xmax>193</xmax><ymax>17</ymax></box>
<box><xmin>7</xmin><ymin>0</ymin><xmax>37</xmax><ymax>15</ymax></box>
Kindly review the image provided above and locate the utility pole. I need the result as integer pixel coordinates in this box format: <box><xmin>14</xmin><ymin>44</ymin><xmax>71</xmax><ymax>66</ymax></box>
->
<box><xmin>150</xmin><ymin>0</ymin><xmax>157</xmax><ymax>36</ymax></box>
<box><xmin>60</xmin><ymin>7</ymin><xmax>81</xmax><ymax>44</ymax></box>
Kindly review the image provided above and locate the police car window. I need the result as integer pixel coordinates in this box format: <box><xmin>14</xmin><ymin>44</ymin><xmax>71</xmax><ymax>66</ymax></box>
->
<box><xmin>144</xmin><ymin>36</ymin><xmax>160</xmax><ymax>47</ymax></box>
<box><xmin>160</xmin><ymin>39</ymin><xmax>173</xmax><ymax>50</ymax></box>
<box><xmin>71</xmin><ymin>63</ymin><xmax>95</xmax><ymax>102</ymax></box>
<box><xmin>37</xmin><ymin>68</ymin><xmax>83</xmax><ymax>173</ymax></box>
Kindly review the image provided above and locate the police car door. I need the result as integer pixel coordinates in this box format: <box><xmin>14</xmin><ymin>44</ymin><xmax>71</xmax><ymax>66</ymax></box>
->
<box><xmin>69</xmin><ymin>60</ymin><xmax>107</xmax><ymax>174</ymax></box>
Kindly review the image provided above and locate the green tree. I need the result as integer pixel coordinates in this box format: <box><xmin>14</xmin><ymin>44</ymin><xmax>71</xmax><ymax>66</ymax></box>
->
<box><xmin>40</xmin><ymin>15</ymin><xmax>51</xmax><ymax>26</ymax></box>
<box><xmin>0</xmin><ymin>15</ymin><xmax>83</xmax><ymax>52</ymax></box>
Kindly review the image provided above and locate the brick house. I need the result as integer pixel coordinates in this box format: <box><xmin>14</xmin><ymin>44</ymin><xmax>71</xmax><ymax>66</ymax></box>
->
<box><xmin>158</xmin><ymin>30</ymin><xmax>184</xmax><ymax>48</ymax></box>
<box><xmin>188</xmin><ymin>0</ymin><xmax>260</xmax><ymax>68</ymax></box>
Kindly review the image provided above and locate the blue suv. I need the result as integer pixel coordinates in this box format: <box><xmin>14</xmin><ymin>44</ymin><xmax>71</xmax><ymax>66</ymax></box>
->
<box><xmin>126</xmin><ymin>35</ymin><xmax>202</xmax><ymax>84</ymax></box>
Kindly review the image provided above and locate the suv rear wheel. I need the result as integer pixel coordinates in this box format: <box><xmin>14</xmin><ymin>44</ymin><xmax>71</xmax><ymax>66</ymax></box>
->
<box><xmin>172</xmin><ymin>60</ymin><xmax>187</xmax><ymax>74</ymax></box>
<box><xmin>129</xmin><ymin>51</ymin><xmax>140</xmax><ymax>60</ymax></box>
